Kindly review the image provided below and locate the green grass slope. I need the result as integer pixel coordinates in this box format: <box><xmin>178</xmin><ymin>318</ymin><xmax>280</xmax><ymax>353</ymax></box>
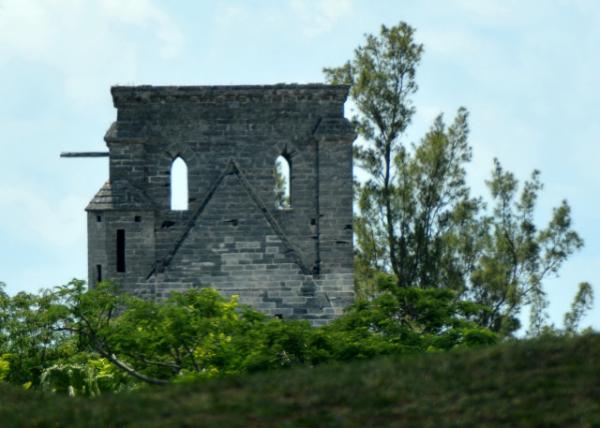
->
<box><xmin>1</xmin><ymin>334</ymin><xmax>599</xmax><ymax>427</ymax></box>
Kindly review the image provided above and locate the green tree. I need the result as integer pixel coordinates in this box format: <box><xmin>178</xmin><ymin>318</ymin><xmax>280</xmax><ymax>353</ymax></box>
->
<box><xmin>324</xmin><ymin>22</ymin><xmax>423</xmax><ymax>280</ymax></box>
<box><xmin>0</xmin><ymin>286</ymin><xmax>74</xmax><ymax>386</ymax></box>
<box><xmin>70</xmin><ymin>282</ymin><xmax>498</xmax><ymax>384</ymax></box>
<box><xmin>473</xmin><ymin>161</ymin><xmax>584</xmax><ymax>334</ymax></box>
<box><xmin>324</xmin><ymin>22</ymin><xmax>590</xmax><ymax>335</ymax></box>
<box><xmin>563</xmin><ymin>282</ymin><xmax>594</xmax><ymax>335</ymax></box>
<box><xmin>0</xmin><ymin>279</ymin><xmax>499</xmax><ymax>390</ymax></box>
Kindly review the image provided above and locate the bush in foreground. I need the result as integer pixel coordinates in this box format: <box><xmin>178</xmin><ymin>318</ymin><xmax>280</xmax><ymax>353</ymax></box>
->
<box><xmin>0</xmin><ymin>279</ymin><xmax>497</xmax><ymax>394</ymax></box>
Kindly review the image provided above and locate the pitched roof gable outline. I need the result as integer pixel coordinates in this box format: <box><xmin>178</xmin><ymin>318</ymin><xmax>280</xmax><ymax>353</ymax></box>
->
<box><xmin>148</xmin><ymin>158</ymin><xmax>311</xmax><ymax>279</ymax></box>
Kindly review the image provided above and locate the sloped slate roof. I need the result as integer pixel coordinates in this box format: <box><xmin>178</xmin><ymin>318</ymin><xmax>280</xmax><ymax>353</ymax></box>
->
<box><xmin>86</xmin><ymin>180</ymin><xmax>156</xmax><ymax>211</ymax></box>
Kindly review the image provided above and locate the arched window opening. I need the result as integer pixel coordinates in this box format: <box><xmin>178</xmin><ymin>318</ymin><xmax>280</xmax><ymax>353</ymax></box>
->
<box><xmin>274</xmin><ymin>155</ymin><xmax>291</xmax><ymax>209</ymax></box>
<box><xmin>170</xmin><ymin>157</ymin><xmax>189</xmax><ymax>210</ymax></box>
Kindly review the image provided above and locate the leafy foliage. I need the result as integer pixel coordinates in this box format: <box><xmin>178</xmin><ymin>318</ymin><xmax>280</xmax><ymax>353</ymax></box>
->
<box><xmin>330</xmin><ymin>272</ymin><xmax>496</xmax><ymax>352</ymax></box>
<box><xmin>324</xmin><ymin>22</ymin><xmax>423</xmax><ymax>280</ymax></box>
<box><xmin>72</xmin><ymin>282</ymin><xmax>498</xmax><ymax>385</ymax></box>
<box><xmin>0</xmin><ymin>280</ymin><xmax>498</xmax><ymax>393</ymax></box>
<box><xmin>324</xmin><ymin>22</ymin><xmax>592</xmax><ymax>336</ymax></box>
<box><xmin>39</xmin><ymin>358</ymin><xmax>124</xmax><ymax>397</ymax></box>
<box><xmin>564</xmin><ymin>282</ymin><xmax>594</xmax><ymax>335</ymax></box>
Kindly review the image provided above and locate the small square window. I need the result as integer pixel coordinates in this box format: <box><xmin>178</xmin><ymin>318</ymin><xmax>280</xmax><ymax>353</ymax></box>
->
<box><xmin>96</xmin><ymin>215</ymin><xmax>102</xmax><ymax>223</ymax></box>
<box><xmin>134</xmin><ymin>216</ymin><xmax>142</xmax><ymax>222</ymax></box>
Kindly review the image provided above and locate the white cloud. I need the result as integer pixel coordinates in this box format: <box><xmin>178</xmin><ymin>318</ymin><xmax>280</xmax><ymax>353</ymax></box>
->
<box><xmin>0</xmin><ymin>0</ymin><xmax>183</xmax><ymax>104</ymax></box>
<box><xmin>450</xmin><ymin>0</ymin><xmax>516</xmax><ymax>24</ymax></box>
<box><xmin>98</xmin><ymin>0</ymin><xmax>184</xmax><ymax>59</ymax></box>
<box><xmin>214</xmin><ymin>3</ymin><xmax>247</xmax><ymax>27</ymax></box>
<box><xmin>419</xmin><ymin>28</ymin><xmax>485</xmax><ymax>59</ymax></box>
<box><xmin>0</xmin><ymin>182</ymin><xmax>86</xmax><ymax>248</ymax></box>
<box><xmin>290</xmin><ymin>0</ymin><xmax>353</xmax><ymax>38</ymax></box>
<box><xmin>211</xmin><ymin>0</ymin><xmax>353</xmax><ymax>40</ymax></box>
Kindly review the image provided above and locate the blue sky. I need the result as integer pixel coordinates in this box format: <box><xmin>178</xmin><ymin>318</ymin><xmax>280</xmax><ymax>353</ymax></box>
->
<box><xmin>0</xmin><ymin>0</ymin><xmax>598</xmax><ymax>331</ymax></box>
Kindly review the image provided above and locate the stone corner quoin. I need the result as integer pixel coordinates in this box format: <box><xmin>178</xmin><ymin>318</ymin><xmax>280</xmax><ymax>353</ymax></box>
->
<box><xmin>81</xmin><ymin>83</ymin><xmax>356</xmax><ymax>325</ymax></box>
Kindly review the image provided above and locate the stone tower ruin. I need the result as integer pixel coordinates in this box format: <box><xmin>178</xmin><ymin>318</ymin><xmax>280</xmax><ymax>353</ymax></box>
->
<box><xmin>80</xmin><ymin>84</ymin><xmax>355</xmax><ymax>324</ymax></box>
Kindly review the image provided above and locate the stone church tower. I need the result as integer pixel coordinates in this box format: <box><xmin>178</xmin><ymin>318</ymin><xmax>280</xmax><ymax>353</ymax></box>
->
<box><xmin>81</xmin><ymin>84</ymin><xmax>355</xmax><ymax>324</ymax></box>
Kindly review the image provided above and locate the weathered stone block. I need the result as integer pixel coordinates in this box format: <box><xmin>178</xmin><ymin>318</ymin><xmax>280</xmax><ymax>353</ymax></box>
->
<box><xmin>86</xmin><ymin>84</ymin><xmax>356</xmax><ymax>324</ymax></box>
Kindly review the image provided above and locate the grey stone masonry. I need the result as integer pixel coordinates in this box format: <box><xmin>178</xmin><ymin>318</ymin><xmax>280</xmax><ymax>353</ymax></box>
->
<box><xmin>86</xmin><ymin>84</ymin><xmax>356</xmax><ymax>324</ymax></box>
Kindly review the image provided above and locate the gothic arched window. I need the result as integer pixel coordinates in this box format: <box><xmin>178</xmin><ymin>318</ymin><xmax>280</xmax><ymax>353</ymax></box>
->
<box><xmin>170</xmin><ymin>157</ymin><xmax>189</xmax><ymax>210</ymax></box>
<box><xmin>274</xmin><ymin>155</ymin><xmax>291</xmax><ymax>209</ymax></box>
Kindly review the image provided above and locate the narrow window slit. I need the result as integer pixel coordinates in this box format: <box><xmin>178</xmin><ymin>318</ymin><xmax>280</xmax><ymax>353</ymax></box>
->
<box><xmin>116</xmin><ymin>229</ymin><xmax>126</xmax><ymax>273</ymax></box>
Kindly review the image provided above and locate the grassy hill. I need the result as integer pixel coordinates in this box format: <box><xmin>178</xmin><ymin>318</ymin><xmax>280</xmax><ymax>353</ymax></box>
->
<box><xmin>1</xmin><ymin>334</ymin><xmax>599</xmax><ymax>427</ymax></box>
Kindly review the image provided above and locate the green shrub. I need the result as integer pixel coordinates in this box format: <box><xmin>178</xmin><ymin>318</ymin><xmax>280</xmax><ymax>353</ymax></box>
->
<box><xmin>0</xmin><ymin>280</ymin><xmax>498</xmax><ymax>393</ymax></box>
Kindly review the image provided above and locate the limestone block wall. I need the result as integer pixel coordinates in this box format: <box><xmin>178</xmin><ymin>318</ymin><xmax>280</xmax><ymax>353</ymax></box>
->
<box><xmin>86</xmin><ymin>84</ymin><xmax>355</xmax><ymax>324</ymax></box>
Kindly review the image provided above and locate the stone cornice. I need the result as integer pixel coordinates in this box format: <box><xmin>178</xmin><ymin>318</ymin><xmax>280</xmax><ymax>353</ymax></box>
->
<box><xmin>111</xmin><ymin>84</ymin><xmax>350</xmax><ymax>107</ymax></box>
